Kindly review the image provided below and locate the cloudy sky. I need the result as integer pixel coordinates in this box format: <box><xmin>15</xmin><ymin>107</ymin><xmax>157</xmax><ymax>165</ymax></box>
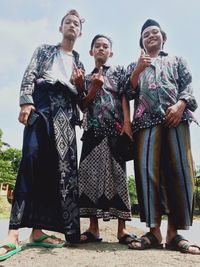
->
<box><xmin>0</xmin><ymin>0</ymin><xmax>200</xmax><ymax>174</ymax></box>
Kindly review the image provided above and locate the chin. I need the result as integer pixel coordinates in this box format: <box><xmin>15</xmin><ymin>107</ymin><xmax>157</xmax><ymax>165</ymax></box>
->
<box><xmin>65</xmin><ymin>34</ymin><xmax>76</xmax><ymax>40</ymax></box>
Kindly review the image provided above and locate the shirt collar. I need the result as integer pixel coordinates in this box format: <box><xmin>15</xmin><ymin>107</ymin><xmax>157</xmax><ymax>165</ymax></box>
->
<box><xmin>158</xmin><ymin>50</ymin><xmax>168</xmax><ymax>57</ymax></box>
<box><xmin>56</xmin><ymin>43</ymin><xmax>80</xmax><ymax>60</ymax></box>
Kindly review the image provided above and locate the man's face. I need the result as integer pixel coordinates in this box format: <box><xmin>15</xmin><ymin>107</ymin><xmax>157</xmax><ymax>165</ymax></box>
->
<box><xmin>90</xmin><ymin>37</ymin><xmax>113</xmax><ymax>64</ymax></box>
<box><xmin>60</xmin><ymin>14</ymin><xmax>81</xmax><ymax>40</ymax></box>
<box><xmin>142</xmin><ymin>26</ymin><xmax>164</xmax><ymax>53</ymax></box>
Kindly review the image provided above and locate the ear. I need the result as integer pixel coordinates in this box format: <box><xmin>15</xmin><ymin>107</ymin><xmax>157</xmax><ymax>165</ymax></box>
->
<box><xmin>109</xmin><ymin>51</ymin><xmax>113</xmax><ymax>58</ymax></box>
<box><xmin>59</xmin><ymin>26</ymin><xmax>62</xmax><ymax>33</ymax></box>
<box><xmin>78</xmin><ymin>31</ymin><xmax>82</xmax><ymax>38</ymax></box>
<box><xmin>89</xmin><ymin>50</ymin><xmax>93</xmax><ymax>56</ymax></box>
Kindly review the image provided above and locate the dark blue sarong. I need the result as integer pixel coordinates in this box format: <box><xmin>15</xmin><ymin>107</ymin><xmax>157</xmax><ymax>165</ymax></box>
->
<box><xmin>9</xmin><ymin>81</ymin><xmax>80</xmax><ymax>243</ymax></box>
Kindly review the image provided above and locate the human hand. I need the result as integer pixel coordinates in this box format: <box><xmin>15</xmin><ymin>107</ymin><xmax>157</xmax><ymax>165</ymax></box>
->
<box><xmin>134</xmin><ymin>49</ymin><xmax>151</xmax><ymax>74</ymax></box>
<box><xmin>120</xmin><ymin>121</ymin><xmax>133</xmax><ymax>141</ymax></box>
<box><xmin>90</xmin><ymin>66</ymin><xmax>104</xmax><ymax>92</ymax></box>
<box><xmin>18</xmin><ymin>104</ymin><xmax>35</xmax><ymax>125</ymax></box>
<box><xmin>71</xmin><ymin>62</ymin><xmax>85</xmax><ymax>90</ymax></box>
<box><xmin>164</xmin><ymin>100</ymin><xmax>186</xmax><ymax>128</ymax></box>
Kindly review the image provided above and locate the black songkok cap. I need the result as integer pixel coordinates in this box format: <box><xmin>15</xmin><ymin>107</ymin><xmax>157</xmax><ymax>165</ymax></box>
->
<box><xmin>141</xmin><ymin>19</ymin><xmax>160</xmax><ymax>35</ymax></box>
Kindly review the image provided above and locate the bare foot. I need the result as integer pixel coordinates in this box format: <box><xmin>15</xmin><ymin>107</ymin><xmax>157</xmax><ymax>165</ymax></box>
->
<box><xmin>117</xmin><ymin>229</ymin><xmax>131</xmax><ymax>240</ymax></box>
<box><xmin>178</xmin><ymin>240</ymin><xmax>200</xmax><ymax>254</ymax></box>
<box><xmin>129</xmin><ymin>231</ymin><xmax>162</xmax><ymax>249</ymax></box>
<box><xmin>80</xmin><ymin>229</ymin><xmax>100</xmax><ymax>242</ymax></box>
<box><xmin>0</xmin><ymin>233</ymin><xmax>19</xmax><ymax>257</ymax></box>
<box><xmin>166</xmin><ymin>235</ymin><xmax>200</xmax><ymax>254</ymax></box>
<box><xmin>30</xmin><ymin>230</ymin><xmax>65</xmax><ymax>245</ymax></box>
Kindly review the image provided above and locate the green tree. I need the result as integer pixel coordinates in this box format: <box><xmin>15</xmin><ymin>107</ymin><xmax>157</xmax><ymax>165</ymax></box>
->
<box><xmin>128</xmin><ymin>175</ymin><xmax>137</xmax><ymax>206</ymax></box>
<box><xmin>2</xmin><ymin>148</ymin><xmax>21</xmax><ymax>173</ymax></box>
<box><xmin>0</xmin><ymin>129</ymin><xmax>21</xmax><ymax>189</ymax></box>
<box><xmin>0</xmin><ymin>160</ymin><xmax>16</xmax><ymax>188</ymax></box>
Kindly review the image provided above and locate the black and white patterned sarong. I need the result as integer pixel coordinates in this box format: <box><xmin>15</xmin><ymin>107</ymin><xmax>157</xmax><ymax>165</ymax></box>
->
<box><xmin>79</xmin><ymin>129</ymin><xmax>131</xmax><ymax>221</ymax></box>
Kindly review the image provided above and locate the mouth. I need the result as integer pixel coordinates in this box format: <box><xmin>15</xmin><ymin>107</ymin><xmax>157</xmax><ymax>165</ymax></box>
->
<box><xmin>69</xmin><ymin>29</ymin><xmax>75</xmax><ymax>33</ymax></box>
<box><xmin>148</xmin><ymin>39</ymin><xmax>157</xmax><ymax>44</ymax></box>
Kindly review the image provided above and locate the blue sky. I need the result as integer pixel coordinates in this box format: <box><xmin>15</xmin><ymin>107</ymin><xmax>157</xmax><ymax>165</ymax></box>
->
<box><xmin>0</xmin><ymin>0</ymin><xmax>200</xmax><ymax>172</ymax></box>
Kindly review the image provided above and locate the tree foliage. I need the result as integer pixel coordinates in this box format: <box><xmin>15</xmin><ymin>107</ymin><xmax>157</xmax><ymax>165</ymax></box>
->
<box><xmin>0</xmin><ymin>129</ymin><xmax>21</xmax><ymax>189</ymax></box>
<box><xmin>128</xmin><ymin>175</ymin><xmax>138</xmax><ymax>206</ymax></box>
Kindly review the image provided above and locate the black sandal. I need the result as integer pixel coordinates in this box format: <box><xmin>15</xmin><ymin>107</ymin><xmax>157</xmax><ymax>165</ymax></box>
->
<box><xmin>128</xmin><ymin>232</ymin><xmax>163</xmax><ymax>250</ymax></box>
<box><xmin>80</xmin><ymin>232</ymin><xmax>102</xmax><ymax>244</ymax></box>
<box><xmin>166</xmin><ymin>234</ymin><xmax>200</xmax><ymax>255</ymax></box>
<box><xmin>118</xmin><ymin>233</ymin><xmax>137</xmax><ymax>245</ymax></box>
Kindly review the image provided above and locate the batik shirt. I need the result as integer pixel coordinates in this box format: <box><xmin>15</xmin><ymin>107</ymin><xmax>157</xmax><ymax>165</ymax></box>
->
<box><xmin>125</xmin><ymin>52</ymin><xmax>198</xmax><ymax>131</ymax></box>
<box><xmin>83</xmin><ymin>65</ymin><xmax>126</xmax><ymax>137</ymax></box>
<box><xmin>20</xmin><ymin>43</ymin><xmax>84</xmax><ymax>106</ymax></box>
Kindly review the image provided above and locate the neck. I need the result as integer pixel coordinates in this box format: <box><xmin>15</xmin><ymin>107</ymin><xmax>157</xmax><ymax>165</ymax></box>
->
<box><xmin>61</xmin><ymin>38</ymin><xmax>75</xmax><ymax>53</ymax></box>
<box><xmin>146</xmin><ymin>45</ymin><xmax>163</xmax><ymax>58</ymax></box>
<box><xmin>95</xmin><ymin>59</ymin><xmax>106</xmax><ymax>69</ymax></box>
<box><xmin>147</xmin><ymin>50</ymin><xmax>160</xmax><ymax>58</ymax></box>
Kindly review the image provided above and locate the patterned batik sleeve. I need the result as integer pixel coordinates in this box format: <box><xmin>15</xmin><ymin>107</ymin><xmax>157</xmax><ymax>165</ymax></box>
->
<box><xmin>114</xmin><ymin>65</ymin><xmax>126</xmax><ymax>96</ymax></box>
<box><xmin>177</xmin><ymin>57</ymin><xmax>198</xmax><ymax>111</ymax></box>
<box><xmin>123</xmin><ymin>62</ymin><xmax>139</xmax><ymax>101</ymax></box>
<box><xmin>19</xmin><ymin>46</ymin><xmax>42</xmax><ymax>106</ymax></box>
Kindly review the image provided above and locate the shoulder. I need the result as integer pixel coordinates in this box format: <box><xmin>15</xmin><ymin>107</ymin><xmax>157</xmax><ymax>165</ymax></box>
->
<box><xmin>163</xmin><ymin>54</ymin><xmax>188</xmax><ymax>65</ymax></box>
<box><xmin>33</xmin><ymin>44</ymin><xmax>58</xmax><ymax>54</ymax></box>
<box><xmin>107</xmin><ymin>65</ymin><xmax>126</xmax><ymax>75</ymax></box>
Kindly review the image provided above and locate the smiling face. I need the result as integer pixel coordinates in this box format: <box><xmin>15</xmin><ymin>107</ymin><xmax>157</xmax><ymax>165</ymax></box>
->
<box><xmin>59</xmin><ymin>14</ymin><xmax>81</xmax><ymax>41</ymax></box>
<box><xmin>90</xmin><ymin>37</ymin><xmax>113</xmax><ymax>65</ymax></box>
<box><xmin>142</xmin><ymin>26</ymin><xmax>165</xmax><ymax>54</ymax></box>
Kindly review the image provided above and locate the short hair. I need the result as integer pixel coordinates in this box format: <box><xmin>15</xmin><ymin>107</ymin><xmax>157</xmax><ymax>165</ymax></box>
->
<box><xmin>60</xmin><ymin>9</ymin><xmax>85</xmax><ymax>31</ymax></box>
<box><xmin>139</xmin><ymin>30</ymin><xmax>167</xmax><ymax>49</ymax></box>
<box><xmin>90</xmin><ymin>34</ymin><xmax>113</xmax><ymax>50</ymax></box>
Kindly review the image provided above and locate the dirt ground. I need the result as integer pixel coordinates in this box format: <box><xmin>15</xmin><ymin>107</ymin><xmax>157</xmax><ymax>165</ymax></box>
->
<box><xmin>1</xmin><ymin>218</ymin><xmax>200</xmax><ymax>267</ymax></box>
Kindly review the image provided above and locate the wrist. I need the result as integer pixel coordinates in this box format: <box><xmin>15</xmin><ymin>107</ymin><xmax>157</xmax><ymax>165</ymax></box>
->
<box><xmin>178</xmin><ymin>99</ymin><xmax>187</xmax><ymax>108</ymax></box>
<box><xmin>132</xmin><ymin>67</ymin><xmax>141</xmax><ymax>77</ymax></box>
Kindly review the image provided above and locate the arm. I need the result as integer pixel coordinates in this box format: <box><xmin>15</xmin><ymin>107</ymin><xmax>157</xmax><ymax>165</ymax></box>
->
<box><xmin>20</xmin><ymin>46</ymin><xmax>42</xmax><ymax>106</ymax></box>
<box><xmin>80</xmin><ymin>69</ymin><xmax>104</xmax><ymax>110</ymax></box>
<box><xmin>164</xmin><ymin>57</ymin><xmax>198</xmax><ymax>128</ymax></box>
<box><xmin>19</xmin><ymin>46</ymin><xmax>42</xmax><ymax>124</ymax></box>
<box><xmin>124</xmin><ymin>50</ymin><xmax>151</xmax><ymax>101</ymax></box>
<box><xmin>121</xmin><ymin>95</ymin><xmax>133</xmax><ymax>140</ymax></box>
<box><xmin>130</xmin><ymin>49</ymin><xmax>151</xmax><ymax>90</ymax></box>
<box><xmin>177</xmin><ymin>57</ymin><xmax>198</xmax><ymax>112</ymax></box>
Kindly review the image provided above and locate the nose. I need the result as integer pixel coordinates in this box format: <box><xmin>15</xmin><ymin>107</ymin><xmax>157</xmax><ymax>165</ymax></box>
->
<box><xmin>148</xmin><ymin>31</ymin><xmax>156</xmax><ymax>39</ymax></box>
<box><xmin>69</xmin><ymin>22</ymin><xmax>75</xmax><ymax>28</ymax></box>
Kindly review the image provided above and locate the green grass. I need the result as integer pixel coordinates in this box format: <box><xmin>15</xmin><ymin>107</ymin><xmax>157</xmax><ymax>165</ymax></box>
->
<box><xmin>0</xmin><ymin>195</ymin><xmax>11</xmax><ymax>219</ymax></box>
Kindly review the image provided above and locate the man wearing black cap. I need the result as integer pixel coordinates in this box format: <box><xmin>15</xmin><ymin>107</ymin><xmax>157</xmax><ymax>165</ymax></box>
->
<box><xmin>125</xmin><ymin>19</ymin><xmax>200</xmax><ymax>254</ymax></box>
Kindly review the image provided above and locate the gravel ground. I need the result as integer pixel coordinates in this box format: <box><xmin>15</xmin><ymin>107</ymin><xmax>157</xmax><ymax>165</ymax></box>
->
<box><xmin>0</xmin><ymin>218</ymin><xmax>200</xmax><ymax>267</ymax></box>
